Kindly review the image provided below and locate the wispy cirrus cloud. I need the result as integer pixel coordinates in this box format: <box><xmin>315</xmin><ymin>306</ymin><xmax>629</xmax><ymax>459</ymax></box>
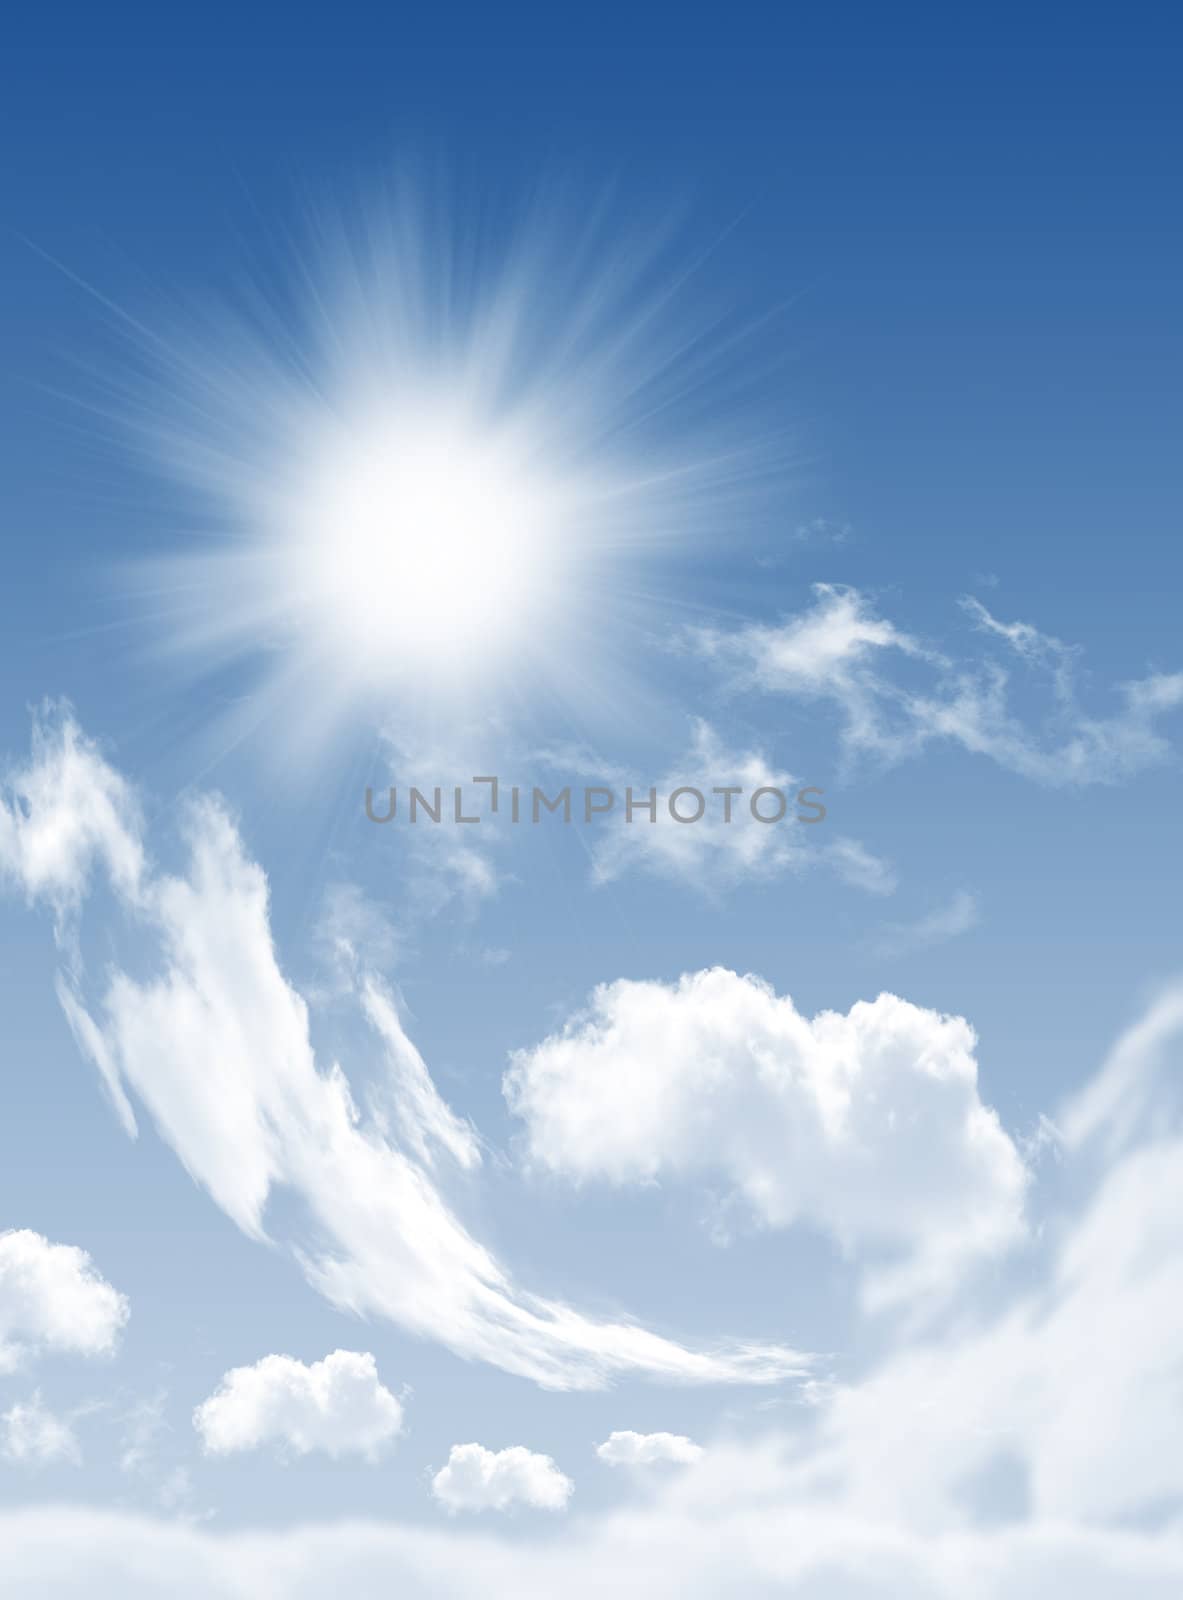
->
<box><xmin>540</xmin><ymin>720</ymin><xmax>894</xmax><ymax>898</ymax></box>
<box><xmin>869</xmin><ymin>888</ymin><xmax>979</xmax><ymax>959</ymax></box>
<box><xmin>1</xmin><ymin>1393</ymin><xmax>82</xmax><ymax>1468</ymax></box>
<box><xmin>692</xmin><ymin>584</ymin><xmax>1183</xmax><ymax>785</ymax></box>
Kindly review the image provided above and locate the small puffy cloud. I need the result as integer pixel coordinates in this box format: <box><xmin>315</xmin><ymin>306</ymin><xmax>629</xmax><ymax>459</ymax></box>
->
<box><xmin>0</xmin><ymin>1230</ymin><xmax>129</xmax><ymax>1372</ymax></box>
<box><xmin>596</xmin><ymin>1430</ymin><xmax>703</xmax><ymax>1467</ymax></box>
<box><xmin>431</xmin><ymin>1443</ymin><xmax>573</xmax><ymax>1513</ymax></box>
<box><xmin>1</xmin><ymin>1393</ymin><xmax>81</xmax><ymax>1467</ymax></box>
<box><xmin>193</xmin><ymin>1350</ymin><xmax>404</xmax><ymax>1461</ymax></box>
<box><xmin>505</xmin><ymin>969</ymin><xmax>1028</xmax><ymax>1307</ymax></box>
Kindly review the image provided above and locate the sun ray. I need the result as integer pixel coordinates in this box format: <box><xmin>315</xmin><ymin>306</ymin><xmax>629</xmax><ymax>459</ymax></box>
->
<box><xmin>113</xmin><ymin>172</ymin><xmax>796</xmax><ymax>761</ymax></box>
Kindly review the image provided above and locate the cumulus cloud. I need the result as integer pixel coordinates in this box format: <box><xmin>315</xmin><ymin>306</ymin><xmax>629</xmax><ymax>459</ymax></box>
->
<box><xmin>693</xmin><ymin>584</ymin><xmax>1183</xmax><ymax>785</ymax></box>
<box><xmin>194</xmin><ymin>1351</ymin><xmax>404</xmax><ymax>1461</ymax></box>
<box><xmin>596</xmin><ymin>1429</ymin><xmax>703</xmax><ymax>1467</ymax></box>
<box><xmin>2</xmin><ymin>710</ymin><xmax>805</xmax><ymax>1392</ymax></box>
<box><xmin>1</xmin><ymin>1393</ymin><xmax>81</xmax><ymax>1467</ymax></box>
<box><xmin>505</xmin><ymin>968</ymin><xmax>1028</xmax><ymax>1307</ymax></box>
<box><xmin>0</xmin><ymin>1230</ymin><xmax>128</xmax><ymax>1372</ymax></box>
<box><xmin>431</xmin><ymin>1443</ymin><xmax>573</xmax><ymax>1513</ymax></box>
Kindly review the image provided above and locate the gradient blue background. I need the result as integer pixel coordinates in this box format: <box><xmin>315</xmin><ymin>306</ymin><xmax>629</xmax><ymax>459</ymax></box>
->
<box><xmin>1</xmin><ymin>8</ymin><xmax>1181</xmax><ymax>1525</ymax></box>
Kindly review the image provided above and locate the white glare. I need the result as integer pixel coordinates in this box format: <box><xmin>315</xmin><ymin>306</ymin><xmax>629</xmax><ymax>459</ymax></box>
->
<box><xmin>288</xmin><ymin>404</ymin><xmax>569</xmax><ymax>687</ymax></box>
<box><xmin>119</xmin><ymin>176</ymin><xmax>791</xmax><ymax>752</ymax></box>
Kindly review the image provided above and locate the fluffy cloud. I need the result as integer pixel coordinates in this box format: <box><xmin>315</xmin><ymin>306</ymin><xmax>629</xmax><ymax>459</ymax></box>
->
<box><xmin>505</xmin><ymin>969</ymin><xmax>1028</xmax><ymax>1306</ymax></box>
<box><xmin>0</xmin><ymin>1230</ymin><xmax>128</xmax><ymax>1372</ymax></box>
<box><xmin>1</xmin><ymin>1393</ymin><xmax>81</xmax><ymax>1467</ymax></box>
<box><xmin>693</xmin><ymin>584</ymin><xmax>1183</xmax><ymax>785</ymax></box>
<box><xmin>3</xmin><ymin>710</ymin><xmax>805</xmax><ymax>1392</ymax></box>
<box><xmin>596</xmin><ymin>1430</ymin><xmax>703</xmax><ymax>1467</ymax></box>
<box><xmin>431</xmin><ymin>1443</ymin><xmax>573</xmax><ymax>1513</ymax></box>
<box><xmin>194</xmin><ymin>1351</ymin><xmax>404</xmax><ymax>1461</ymax></box>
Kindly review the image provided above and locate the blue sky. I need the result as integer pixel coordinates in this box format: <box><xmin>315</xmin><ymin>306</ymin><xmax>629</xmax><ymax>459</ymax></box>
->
<box><xmin>2</xmin><ymin>14</ymin><xmax>1183</xmax><ymax>1596</ymax></box>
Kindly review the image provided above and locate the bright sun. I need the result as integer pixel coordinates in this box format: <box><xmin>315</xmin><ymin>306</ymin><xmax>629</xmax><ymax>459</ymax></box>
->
<box><xmin>288</xmin><ymin>405</ymin><xmax>568</xmax><ymax>688</ymax></box>
<box><xmin>127</xmin><ymin>179</ymin><xmax>786</xmax><ymax>746</ymax></box>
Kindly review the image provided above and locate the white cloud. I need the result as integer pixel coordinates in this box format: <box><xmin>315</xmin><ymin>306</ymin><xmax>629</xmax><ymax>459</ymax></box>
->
<box><xmin>694</xmin><ymin>583</ymin><xmax>1183</xmax><ymax>785</ymax></box>
<box><xmin>431</xmin><ymin>1443</ymin><xmax>573</xmax><ymax>1513</ymax></box>
<box><xmin>3</xmin><ymin>712</ymin><xmax>805</xmax><ymax>1392</ymax></box>
<box><xmin>596</xmin><ymin>1429</ymin><xmax>703</xmax><ymax>1467</ymax></box>
<box><xmin>315</xmin><ymin>882</ymin><xmax>403</xmax><ymax>986</ymax></box>
<box><xmin>561</xmin><ymin>720</ymin><xmax>893</xmax><ymax>897</ymax></box>
<box><xmin>372</xmin><ymin>728</ymin><xmax>508</xmax><ymax>923</ymax></box>
<box><xmin>0</xmin><ymin>706</ymin><xmax>144</xmax><ymax>912</ymax></box>
<box><xmin>117</xmin><ymin>1390</ymin><xmax>202</xmax><ymax>1517</ymax></box>
<box><xmin>0</xmin><ymin>1230</ymin><xmax>128</xmax><ymax>1372</ymax></box>
<box><xmin>784</xmin><ymin>981</ymin><xmax>1183</xmax><ymax>1533</ymax></box>
<box><xmin>3</xmin><ymin>1483</ymin><xmax>1183</xmax><ymax>1596</ymax></box>
<box><xmin>870</xmin><ymin>889</ymin><xmax>979</xmax><ymax>958</ymax></box>
<box><xmin>359</xmin><ymin>978</ymin><xmax>482</xmax><ymax>1172</ymax></box>
<box><xmin>1</xmin><ymin>1393</ymin><xmax>81</xmax><ymax>1467</ymax></box>
<box><xmin>792</xmin><ymin>516</ymin><xmax>852</xmax><ymax>546</ymax></box>
<box><xmin>824</xmin><ymin>836</ymin><xmax>897</xmax><ymax>896</ymax></box>
<box><xmin>589</xmin><ymin>721</ymin><xmax>811</xmax><ymax>890</ymax></box>
<box><xmin>1057</xmin><ymin>983</ymin><xmax>1183</xmax><ymax>1162</ymax></box>
<box><xmin>505</xmin><ymin>969</ymin><xmax>1028</xmax><ymax>1307</ymax></box>
<box><xmin>194</xmin><ymin>1351</ymin><xmax>404</xmax><ymax>1461</ymax></box>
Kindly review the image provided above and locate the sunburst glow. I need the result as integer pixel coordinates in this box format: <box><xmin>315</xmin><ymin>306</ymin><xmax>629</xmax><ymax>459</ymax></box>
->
<box><xmin>119</xmin><ymin>177</ymin><xmax>791</xmax><ymax>750</ymax></box>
